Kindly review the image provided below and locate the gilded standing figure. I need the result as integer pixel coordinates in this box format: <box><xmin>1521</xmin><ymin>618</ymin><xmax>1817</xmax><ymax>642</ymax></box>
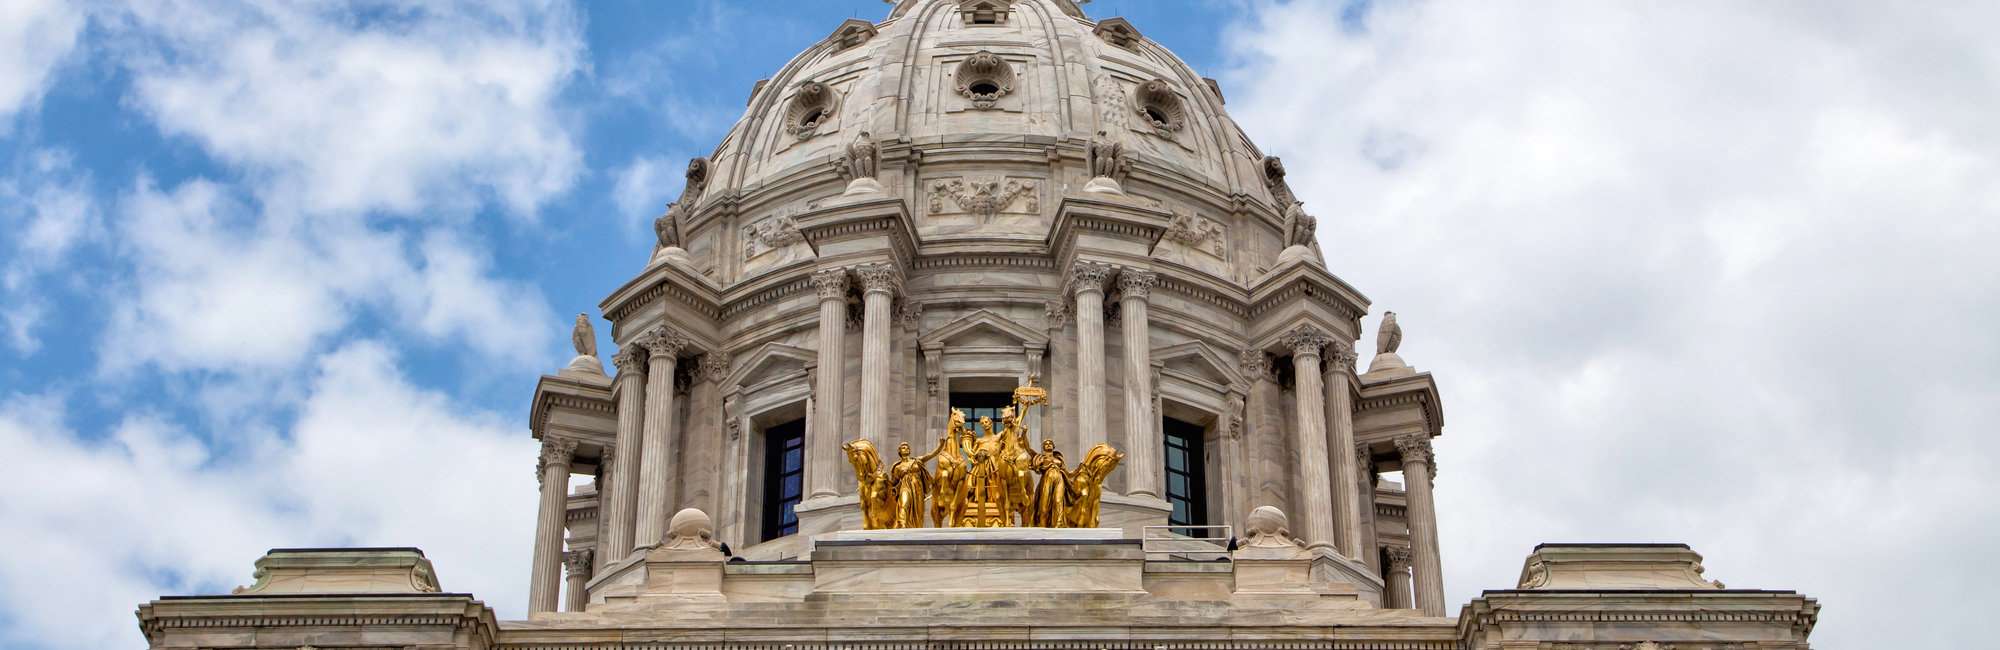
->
<box><xmin>888</xmin><ymin>441</ymin><xmax>935</xmax><ymax>529</ymax></box>
<box><xmin>1030</xmin><ymin>438</ymin><xmax>1068</xmax><ymax>527</ymax></box>
<box><xmin>963</xmin><ymin>416</ymin><xmax>1011</xmax><ymax>527</ymax></box>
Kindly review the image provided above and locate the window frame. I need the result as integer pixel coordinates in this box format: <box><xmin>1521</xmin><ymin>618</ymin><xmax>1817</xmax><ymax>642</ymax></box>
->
<box><xmin>760</xmin><ymin>419</ymin><xmax>807</xmax><ymax>541</ymax></box>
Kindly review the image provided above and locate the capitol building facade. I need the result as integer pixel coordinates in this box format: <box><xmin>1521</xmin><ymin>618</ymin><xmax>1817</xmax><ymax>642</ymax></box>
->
<box><xmin>136</xmin><ymin>1</ymin><xmax>1820</xmax><ymax>648</ymax></box>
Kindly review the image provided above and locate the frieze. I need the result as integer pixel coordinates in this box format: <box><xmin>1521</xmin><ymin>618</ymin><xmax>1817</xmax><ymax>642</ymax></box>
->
<box><xmin>742</xmin><ymin>214</ymin><xmax>806</xmax><ymax>259</ymax></box>
<box><xmin>1161</xmin><ymin>211</ymin><xmax>1227</xmax><ymax>257</ymax></box>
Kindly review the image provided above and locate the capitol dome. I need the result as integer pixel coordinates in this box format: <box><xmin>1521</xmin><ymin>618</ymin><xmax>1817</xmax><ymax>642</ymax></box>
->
<box><xmin>566</xmin><ymin>0</ymin><xmax>1436</xmax><ymax>615</ymax></box>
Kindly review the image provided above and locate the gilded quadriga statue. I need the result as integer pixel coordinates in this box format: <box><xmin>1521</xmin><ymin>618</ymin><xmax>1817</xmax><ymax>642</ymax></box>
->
<box><xmin>846</xmin><ymin>380</ymin><xmax>1120</xmax><ymax>529</ymax></box>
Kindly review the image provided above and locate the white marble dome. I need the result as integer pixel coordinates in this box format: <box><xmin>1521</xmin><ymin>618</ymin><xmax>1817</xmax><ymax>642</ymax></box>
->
<box><xmin>665</xmin><ymin>0</ymin><xmax>1299</xmax><ymax>279</ymax></box>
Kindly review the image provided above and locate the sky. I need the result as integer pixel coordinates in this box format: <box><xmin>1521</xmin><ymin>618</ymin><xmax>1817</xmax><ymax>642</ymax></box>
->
<box><xmin>0</xmin><ymin>0</ymin><xmax>1993</xmax><ymax>648</ymax></box>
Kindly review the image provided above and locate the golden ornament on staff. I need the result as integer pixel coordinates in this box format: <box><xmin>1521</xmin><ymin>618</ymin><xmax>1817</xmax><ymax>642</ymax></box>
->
<box><xmin>843</xmin><ymin>378</ymin><xmax>1120</xmax><ymax>528</ymax></box>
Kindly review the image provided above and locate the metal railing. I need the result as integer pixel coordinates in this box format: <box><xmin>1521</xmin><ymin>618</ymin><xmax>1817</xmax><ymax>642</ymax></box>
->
<box><xmin>1141</xmin><ymin>524</ymin><xmax>1233</xmax><ymax>561</ymax></box>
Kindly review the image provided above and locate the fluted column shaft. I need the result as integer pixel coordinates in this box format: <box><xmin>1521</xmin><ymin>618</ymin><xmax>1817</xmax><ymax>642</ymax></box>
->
<box><xmin>1323</xmin><ymin>343</ymin><xmax>1363</xmax><ymax>559</ymax></box>
<box><xmin>562</xmin><ymin>550</ymin><xmax>593</xmax><ymax>612</ymax></box>
<box><xmin>1282</xmin><ymin>325</ymin><xmax>1336</xmax><ymax>551</ymax></box>
<box><xmin>1118</xmin><ymin>270</ymin><xmax>1160</xmax><ymax>498</ymax></box>
<box><xmin>1383</xmin><ymin>546</ymin><xmax>1414</xmax><ymax>610</ymax></box>
<box><xmin>856</xmin><ymin>264</ymin><xmax>899</xmax><ymax>450</ymax></box>
<box><xmin>1398</xmin><ymin>434</ymin><xmax>1445</xmax><ymax>615</ymax></box>
<box><xmin>633</xmin><ymin>328</ymin><xmax>688</xmax><ymax>548</ymax></box>
<box><xmin>529</xmin><ymin>437</ymin><xmax>576</xmax><ymax>614</ymax></box>
<box><xmin>809</xmin><ymin>269</ymin><xmax>849</xmax><ymax>499</ymax></box>
<box><xmin>604</xmin><ymin>352</ymin><xmax>645</xmax><ymax>564</ymax></box>
<box><xmin>1071</xmin><ymin>263</ymin><xmax>1113</xmax><ymax>450</ymax></box>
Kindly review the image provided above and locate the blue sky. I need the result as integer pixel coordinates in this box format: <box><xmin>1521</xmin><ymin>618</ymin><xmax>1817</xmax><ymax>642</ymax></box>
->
<box><xmin>3</xmin><ymin>1</ymin><xmax>1997</xmax><ymax>648</ymax></box>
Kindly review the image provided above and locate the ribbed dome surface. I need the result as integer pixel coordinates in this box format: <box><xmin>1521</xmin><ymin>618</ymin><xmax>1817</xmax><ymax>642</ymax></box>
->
<box><xmin>675</xmin><ymin>0</ymin><xmax>1293</xmax><ymax>280</ymax></box>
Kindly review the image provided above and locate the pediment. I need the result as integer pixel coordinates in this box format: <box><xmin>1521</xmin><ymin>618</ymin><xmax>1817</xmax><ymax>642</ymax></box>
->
<box><xmin>725</xmin><ymin>342</ymin><xmax>815</xmax><ymax>389</ymax></box>
<box><xmin>919</xmin><ymin>309</ymin><xmax>1047</xmax><ymax>351</ymax></box>
<box><xmin>1153</xmin><ymin>341</ymin><xmax>1242</xmax><ymax>390</ymax></box>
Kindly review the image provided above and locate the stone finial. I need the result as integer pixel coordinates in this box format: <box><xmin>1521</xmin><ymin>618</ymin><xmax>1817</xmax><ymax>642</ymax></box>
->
<box><xmin>661</xmin><ymin>508</ymin><xmax>723</xmax><ymax>553</ymax></box>
<box><xmin>854</xmin><ymin>263</ymin><xmax>902</xmax><ymax>296</ymax></box>
<box><xmin>1367</xmin><ymin>311</ymin><xmax>1415</xmax><ymax>376</ymax></box>
<box><xmin>654</xmin><ymin>201</ymin><xmax>685</xmax><ymax>250</ymax></box>
<box><xmin>684</xmin><ymin>156</ymin><xmax>710</xmax><ymax>200</ymax></box>
<box><xmin>811</xmin><ymin>268</ymin><xmax>850</xmax><ymax>300</ymax></box>
<box><xmin>1279</xmin><ymin>324</ymin><xmax>1331</xmax><ymax>358</ymax></box>
<box><xmin>1084</xmin><ymin>130</ymin><xmax>1129</xmax><ymax>194</ymax></box>
<box><xmin>1243</xmin><ymin>506</ymin><xmax>1304</xmax><ymax>549</ymax></box>
<box><xmin>571</xmin><ymin>314</ymin><xmax>597</xmax><ymax>359</ymax></box>
<box><xmin>837</xmin><ymin>131</ymin><xmax>883</xmax><ymax>195</ymax></box>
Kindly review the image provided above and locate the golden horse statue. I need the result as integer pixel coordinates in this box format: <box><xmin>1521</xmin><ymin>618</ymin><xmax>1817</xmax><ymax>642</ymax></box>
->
<box><xmin>841</xmin><ymin>439</ymin><xmax>895</xmax><ymax>530</ymax></box>
<box><xmin>1064</xmin><ymin>443</ymin><xmax>1125</xmax><ymax>528</ymax></box>
<box><xmin>927</xmin><ymin>410</ymin><xmax>973</xmax><ymax>527</ymax></box>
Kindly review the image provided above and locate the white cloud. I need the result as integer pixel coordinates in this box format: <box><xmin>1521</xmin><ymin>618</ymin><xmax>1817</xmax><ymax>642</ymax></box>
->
<box><xmin>105</xmin><ymin>178</ymin><xmax>555</xmax><ymax>374</ymax></box>
<box><xmin>0</xmin><ymin>148</ymin><xmax>97</xmax><ymax>353</ymax></box>
<box><xmin>0</xmin><ymin>0</ymin><xmax>85</xmax><ymax>129</ymax></box>
<box><xmin>611</xmin><ymin>154</ymin><xmax>678</xmax><ymax>237</ymax></box>
<box><xmin>1223</xmin><ymin>1</ymin><xmax>2000</xmax><ymax>646</ymax></box>
<box><xmin>0</xmin><ymin>342</ymin><xmax>536</xmax><ymax>650</ymax></box>
<box><xmin>113</xmin><ymin>0</ymin><xmax>586</xmax><ymax>218</ymax></box>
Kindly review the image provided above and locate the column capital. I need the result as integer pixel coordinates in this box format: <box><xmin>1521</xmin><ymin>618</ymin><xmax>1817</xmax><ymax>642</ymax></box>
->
<box><xmin>536</xmin><ymin>437</ymin><xmax>579</xmax><ymax>486</ymax></box>
<box><xmin>638</xmin><ymin>325</ymin><xmax>692</xmax><ymax>359</ymax></box>
<box><xmin>698</xmin><ymin>352</ymin><xmax>731</xmax><ymax>384</ymax></box>
<box><xmin>1324</xmin><ymin>339</ymin><xmax>1358</xmax><ymax>372</ymax></box>
<box><xmin>1394</xmin><ymin>433</ymin><xmax>1434</xmax><ymax>468</ymax></box>
<box><xmin>810</xmin><ymin>267</ymin><xmax>850</xmax><ymax>300</ymax></box>
<box><xmin>854</xmin><ymin>263</ymin><xmax>903</xmax><ymax>296</ymax></box>
<box><xmin>1068</xmin><ymin>261</ymin><xmax>1115</xmax><ymax>295</ymax></box>
<box><xmin>1239</xmin><ymin>348</ymin><xmax>1271</xmax><ymax>380</ymax></box>
<box><xmin>1116</xmin><ymin>269</ymin><xmax>1158</xmax><ymax>299</ymax></box>
<box><xmin>1280</xmin><ymin>324</ymin><xmax>1332</xmax><ymax>359</ymax></box>
<box><xmin>563</xmin><ymin>549</ymin><xmax>594</xmax><ymax>578</ymax></box>
<box><xmin>1385</xmin><ymin>545</ymin><xmax>1413</xmax><ymax>571</ymax></box>
<box><xmin>612</xmin><ymin>347</ymin><xmax>647</xmax><ymax>375</ymax></box>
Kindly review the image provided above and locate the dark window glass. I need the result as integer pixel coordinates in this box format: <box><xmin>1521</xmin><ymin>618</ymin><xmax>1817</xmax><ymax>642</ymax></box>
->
<box><xmin>1163</xmin><ymin>418</ymin><xmax>1208</xmax><ymax>535</ymax></box>
<box><xmin>949</xmin><ymin>392</ymin><xmax>1013</xmax><ymax>427</ymax></box>
<box><xmin>762</xmin><ymin>419</ymin><xmax>807</xmax><ymax>541</ymax></box>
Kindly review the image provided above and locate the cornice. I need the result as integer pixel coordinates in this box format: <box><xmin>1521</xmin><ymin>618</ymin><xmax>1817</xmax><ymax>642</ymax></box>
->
<box><xmin>600</xmin><ymin>258</ymin><xmax>724</xmax><ymax>325</ymax></box>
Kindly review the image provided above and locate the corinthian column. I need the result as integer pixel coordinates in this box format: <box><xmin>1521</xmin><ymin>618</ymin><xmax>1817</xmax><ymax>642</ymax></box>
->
<box><xmin>1280</xmin><ymin>324</ymin><xmax>1336</xmax><ymax>551</ymax></box>
<box><xmin>603</xmin><ymin>350</ymin><xmax>646</xmax><ymax>565</ymax></box>
<box><xmin>528</xmin><ymin>437</ymin><xmax>577</xmax><ymax>614</ymax></box>
<box><xmin>562</xmin><ymin>549</ymin><xmax>592</xmax><ymax>612</ymax></box>
<box><xmin>855</xmin><ymin>263</ymin><xmax>900</xmax><ymax>450</ymax></box>
<box><xmin>808</xmin><ymin>269</ymin><xmax>849</xmax><ymax>499</ymax></box>
<box><xmin>633</xmin><ymin>326</ymin><xmax>690</xmax><ymax>548</ymax></box>
<box><xmin>1323</xmin><ymin>341</ymin><xmax>1363</xmax><ymax>560</ymax></box>
<box><xmin>1383</xmin><ymin>546</ymin><xmax>1414</xmax><ymax>610</ymax></box>
<box><xmin>1070</xmin><ymin>262</ymin><xmax>1114</xmax><ymax>450</ymax></box>
<box><xmin>1118</xmin><ymin>269</ymin><xmax>1160</xmax><ymax>498</ymax></box>
<box><xmin>1397</xmin><ymin>433</ymin><xmax>1445</xmax><ymax>615</ymax></box>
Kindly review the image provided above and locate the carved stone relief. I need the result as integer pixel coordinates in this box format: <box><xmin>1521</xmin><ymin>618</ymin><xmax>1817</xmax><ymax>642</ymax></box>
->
<box><xmin>953</xmin><ymin>51</ymin><xmax>1015</xmax><ymax>110</ymax></box>
<box><xmin>1161</xmin><ymin>212</ymin><xmax>1227</xmax><ymax>257</ymax></box>
<box><xmin>928</xmin><ymin>177</ymin><xmax>1038</xmax><ymax>219</ymax></box>
<box><xmin>742</xmin><ymin>214</ymin><xmax>805</xmax><ymax>259</ymax></box>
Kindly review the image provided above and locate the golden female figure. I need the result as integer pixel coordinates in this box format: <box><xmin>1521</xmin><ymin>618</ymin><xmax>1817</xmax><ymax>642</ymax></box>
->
<box><xmin>1065</xmin><ymin>443</ymin><xmax>1125</xmax><ymax>528</ymax></box>
<box><xmin>888</xmin><ymin>441</ymin><xmax>935</xmax><ymax>529</ymax></box>
<box><xmin>963</xmin><ymin>416</ymin><xmax>1010</xmax><ymax>527</ymax></box>
<box><xmin>841</xmin><ymin>439</ymin><xmax>895</xmax><ymax>530</ymax></box>
<box><xmin>1030</xmin><ymin>438</ymin><xmax>1068</xmax><ymax>527</ymax></box>
<box><xmin>929</xmin><ymin>410</ymin><xmax>972</xmax><ymax>527</ymax></box>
